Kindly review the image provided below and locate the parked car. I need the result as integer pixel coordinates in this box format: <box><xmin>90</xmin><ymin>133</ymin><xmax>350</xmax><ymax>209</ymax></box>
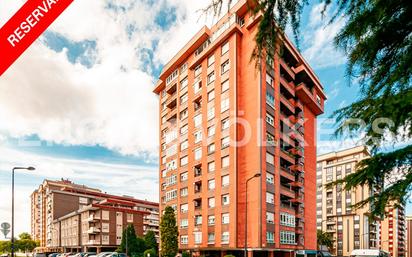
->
<box><xmin>317</xmin><ymin>251</ymin><xmax>332</xmax><ymax>257</ymax></box>
<box><xmin>33</xmin><ymin>253</ymin><xmax>47</xmax><ymax>257</ymax></box>
<box><xmin>48</xmin><ymin>253</ymin><xmax>60</xmax><ymax>257</ymax></box>
<box><xmin>106</xmin><ymin>253</ymin><xmax>126</xmax><ymax>257</ymax></box>
<box><xmin>89</xmin><ymin>252</ymin><xmax>114</xmax><ymax>257</ymax></box>
<box><xmin>350</xmin><ymin>249</ymin><xmax>390</xmax><ymax>257</ymax></box>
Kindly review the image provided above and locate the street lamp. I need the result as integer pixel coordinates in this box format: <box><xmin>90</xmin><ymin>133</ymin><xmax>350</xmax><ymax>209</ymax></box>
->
<box><xmin>11</xmin><ymin>167</ymin><xmax>35</xmax><ymax>257</ymax></box>
<box><xmin>244</xmin><ymin>173</ymin><xmax>261</xmax><ymax>257</ymax></box>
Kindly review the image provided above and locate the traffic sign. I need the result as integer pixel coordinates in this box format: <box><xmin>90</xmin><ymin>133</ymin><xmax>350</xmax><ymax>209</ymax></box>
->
<box><xmin>0</xmin><ymin>222</ymin><xmax>10</xmax><ymax>238</ymax></box>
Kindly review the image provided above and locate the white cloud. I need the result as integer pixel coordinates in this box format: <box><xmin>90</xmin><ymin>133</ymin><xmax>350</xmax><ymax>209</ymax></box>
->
<box><xmin>302</xmin><ymin>3</ymin><xmax>347</xmax><ymax>69</ymax></box>
<box><xmin>0</xmin><ymin>0</ymin><xmax>219</xmax><ymax>162</ymax></box>
<box><xmin>0</xmin><ymin>146</ymin><xmax>158</xmax><ymax>235</ymax></box>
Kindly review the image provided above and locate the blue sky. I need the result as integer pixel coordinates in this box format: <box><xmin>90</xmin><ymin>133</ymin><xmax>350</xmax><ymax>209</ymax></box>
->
<box><xmin>0</xmin><ymin>0</ymin><xmax>409</xmax><ymax>235</ymax></box>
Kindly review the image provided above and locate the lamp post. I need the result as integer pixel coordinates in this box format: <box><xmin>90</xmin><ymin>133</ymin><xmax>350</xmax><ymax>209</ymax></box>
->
<box><xmin>244</xmin><ymin>173</ymin><xmax>261</xmax><ymax>257</ymax></box>
<box><xmin>11</xmin><ymin>167</ymin><xmax>35</xmax><ymax>257</ymax></box>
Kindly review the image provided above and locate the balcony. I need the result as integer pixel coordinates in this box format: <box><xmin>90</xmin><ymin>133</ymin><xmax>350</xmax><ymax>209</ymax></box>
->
<box><xmin>166</xmin><ymin>93</ymin><xmax>177</xmax><ymax>109</ymax></box>
<box><xmin>280</xmin><ymin>76</ymin><xmax>295</xmax><ymax>97</ymax></box>
<box><xmin>291</xmin><ymin>164</ymin><xmax>303</xmax><ymax>173</ymax></box>
<box><xmin>86</xmin><ymin>215</ymin><xmax>100</xmax><ymax>222</ymax></box>
<box><xmin>280</xmin><ymin>184</ymin><xmax>295</xmax><ymax>198</ymax></box>
<box><xmin>291</xmin><ymin>192</ymin><xmax>304</xmax><ymax>204</ymax></box>
<box><xmin>280</xmin><ymin>167</ymin><xmax>295</xmax><ymax>181</ymax></box>
<box><xmin>86</xmin><ymin>239</ymin><xmax>100</xmax><ymax>245</ymax></box>
<box><xmin>87</xmin><ymin>227</ymin><xmax>101</xmax><ymax>234</ymax></box>
<box><xmin>280</xmin><ymin>148</ymin><xmax>295</xmax><ymax>164</ymax></box>
<box><xmin>280</xmin><ymin>58</ymin><xmax>295</xmax><ymax>80</ymax></box>
<box><xmin>289</xmin><ymin>147</ymin><xmax>303</xmax><ymax>157</ymax></box>
<box><xmin>296</xmin><ymin>82</ymin><xmax>323</xmax><ymax>115</ymax></box>
<box><xmin>295</xmin><ymin>99</ymin><xmax>304</xmax><ymax>112</ymax></box>
<box><xmin>280</xmin><ymin>95</ymin><xmax>295</xmax><ymax>114</ymax></box>
<box><xmin>289</xmin><ymin>179</ymin><xmax>304</xmax><ymax>188</ymax></box>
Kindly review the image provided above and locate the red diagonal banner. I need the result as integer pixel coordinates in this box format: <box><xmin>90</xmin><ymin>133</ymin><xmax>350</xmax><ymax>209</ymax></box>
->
<box><xmin>0</xmin><ymin>0</ymin><xmax>74</xmax><ymax>76</ymax></box>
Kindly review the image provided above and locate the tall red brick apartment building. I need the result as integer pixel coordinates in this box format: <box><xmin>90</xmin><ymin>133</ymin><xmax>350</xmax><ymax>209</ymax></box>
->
<box><xmin>154</xmin><ymin>1</ymin><xmax>326</xmax><ymax>256</ymax></box>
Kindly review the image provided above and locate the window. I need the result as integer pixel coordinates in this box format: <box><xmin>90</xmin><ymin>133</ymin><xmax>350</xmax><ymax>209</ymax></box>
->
<box><xmin>166</xmin><ymin>69</ymin><xmax>178</xmax><ymax>85</ymax></box>
<box><xmin>221</xmin><ymin>136</ymin><xmax>230</xmax><ymax>148</ymax></box>
<box><xmin>208</xmin><ymin>161</ymin><xmax>215</xmax><ymax>172</ymax></box>
<box><xmin>222</xmin><ymin>175</ymin><xmax>229</xmax><ymax>187</ymax></box>
<box><xmin>180</xmin><ymin>77</ymin><xmax>188</xmax><ymax>90</ymax></box>
<box><xmin>222</xmin><ymin>194</ymin><xmax>230</xmax><ymax>205</ymax></box>
<box><xmin>180</xmin><ymin>108</ymin><xmax>188</xmax><ymax>120</ymax></box>
<box><xmin>207</xmin><ymin>106</ymin><xmax>215</xmax><ymax>120</ymax></box>
<box><xmin>280</xmin><ymin>212</ymin><xmax>296</xmax><ymax>227</ymax></box>
<box><xmin>266</xmin><ymin>73</ymin><xmax>274</xmax><ymax>87</ymax></box>
<box><xmin>194</xmin><ymin>130</ymin><xmax>202</xmax><ymax>143</ymax></box>
<box><xmin>194</xmin><ymin>80</ymin><xmax>202</xmax><ymax>94</ymax></box>
<box><xmin>266</xmin><ymin>173</ymin><xmax>274</xmax><ymax>184</ymax></box>
<box><xmin>194</xmin><ymin>64</ymin><xmax>202</xmax><ymax>77</ymax></box>
<box><xmin>208</xmin><ymin>197</ymin><xmax>215</xmax><ymax>208</ymax></box>
<box><xmin>208</xmin><ymin>90</ymin><xmax>215</xmax><ymax>101</ymax></box>
<box><xmin>194</xmin><ymin>114</ymin><xmax>202</xmax><ymax>127</ymax></box>
<box><xmin>180</xmin><ymin>172</ymin><xmax>188</xmax><ymax>181</ymax></box>
<box><xmin>221</xmin><ymin>232</ymin><xmax>229</xmax><ymax>244</ymax></box>
<box><xmin>208</xmin><ymin>143</ymin><xmax>215</xmax><ymax>154</ymax></box>
<box><xmin>221</xmin><ymin>41</ymin><xmax>229</xmax><ymax>55</ymax></box>
<box><xmin>266</xmin><ymin>91</ymin><xmax>275</xmax><ymax>107</ymax></box>
<box><xmin>180</xmin><ymin>219</ymin><xmax>188</xmax><ymax>228</ymax></box>
<box><xmin>180</xmin><ymin>93</ymin><xmax>188</xmax><ymax>104</ymax></box>
<box><xmin>266</xmin><ymin>133</ymin><xmax>275</xmax><ymax>146</ymax></box>
<box><xmin>165</xmin><ymin>189</ymin><xmax>177</xmax><ymax>202</ymax></box>
<box><xmin>194</xmin><ymin>148</ymin><xmax>202</xmax><ymax>160</ymax></box>
<box><xmin>221</xmin><ymin>60</ymin><xmax>230</xmax><ymax>74</ymax></box>
<box><xmin>180</xmin><ymin>156</ymin><xmax>188</xmax><ymax>166</ymax></box>
<box><xmin>180</xmin><ymin>124</ymin><xmax>188</xmax><ymax>135</ymax></box>
<box><xmin>267</xmin><ymin>232</ymin><xmax>274</xmax><ymax>243</ymax></box>
<box><xmin>266</xmin><ymin>152</ymin><xmax>275</xmax><ymax>165</ymax></box>
<box><xmin>180</xmin><ymin>140</ymin><xmax>188</xmax><ymax>151</ymax></box>
<box><xmin>208</xmin><ymin>126</ymin><xmax>215</xmax><ymax>137</ymax></box>
<box><xmin>166</xmin><ymin>159</ymin><xmax>177</xmax><ymax>171</ymax></box>
<box><xmin>208</xmin><ymin>215</ymin><xmax>215</xmax><ymax>225</ymax></box>
<box><xmin>280</xmin><ymin>231</ymin><xmax>296</xmax><ymax>245</ymax></box>
<box><xmin>222</xmin><ymin>118</ymin><xmax>230</xmax><ymax>130</ymax></box>
<box><xmin>222</xmin><ymin>156</ymin><xmax>230</xmax><ymax>168</ymax></box>
<box><xmin>221</xmin><ymin>98</ymin><xmax>229</xmax><ymax>112</ymax></box>
<box><xmin>208</xmin><ymin>54</ymin><xmax>215</xmax><ymax>66</ymax></box>
<box><xmin>195</xmin><ymin>215</ymin><xmax>202</xmax><ymax>226</ymax></box>
<box><xmin>180</xmin><ymin>203</ymin><xmax>188</xmax><ymax>213</ymax></box>
<box><xmin>208</xmin><ymin>179</ymin><xmax>215</xmax><ymax>190</ymax></box>
<box><xmin>180</xmin><ymin>63</ymin><xmax>188</xmax><ymax>73</ymax></box>
<box><xmin>222</xmin><ymin>213</ymin><xmax>230</xmax><ymax>224</ymax></box>
<box><xmin>180</xmin><ymin>187</ymin><xmax>188</xmax><ymax>197</ymax></box>
<box><xmin>222</xmin><ymin>79</ymin><xmax>229</xmax><ymax>92</ymax></box>
<box><xmin>266</xmin><ymin>192</ymin><xmax>274</xmax><ymax>204</ymax></box>
<box><xmin>207</xmin><ymin>71</ymin><xmax>215</xmax><ymax>84</ymax></box>
<box><xmin>180</xmin><ymin>235</ymin><xmax>188</xmax><ymax>244</ymax></box>
<box><xmin>266</xmin><ymin>212</ymin><xmax>274</xmax><ymax>224</ymax></box>
<box><xmin>208</xmin><ymin>233</ymin><xmax>215</xmax><ymax>244</ymax></box>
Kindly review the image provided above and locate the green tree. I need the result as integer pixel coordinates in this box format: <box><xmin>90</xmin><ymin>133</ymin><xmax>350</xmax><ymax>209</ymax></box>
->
<box><xmin>0</xmin><ymin>241</ymin><xmax>11</xmax><ymax>253</ymax></box>
<box><xmin>317</xmin><ymin>230</ymin><xmax>333</xmax><ymax>251</ymax></box>
<box><xmin>144</xmin><ymin>231</ymin><xmax>158</xmax><ymax>253</ymax></box>
<box><xmin>18</xmin><ymin>233</ymin><xmax>31</xmax><ymax>240</ymax></box>
<box><xmin>159</xmin><ymin>206</ymin><xmax>178</xmax><ymax>257</ymax></box>
<box><xmin>118</xmin><ymin>224</ymin><xmax>145</xmax><ymax>256</ymax></box>
<box><xmin>207</xmin><ymin>0</ymin><xmax>412</xmax><ymax>217</ymax></box>
<box><xmin>143</xmin><ymin>248</ymin><xmax>157</xmax><ymax>257</ymax></box>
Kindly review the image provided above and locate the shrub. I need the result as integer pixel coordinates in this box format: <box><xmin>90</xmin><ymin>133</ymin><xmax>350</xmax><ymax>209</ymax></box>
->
<box><xmin>143</xmin><ymin>249</ymin><xmax>157</xmax><ymax>257</ymax></box>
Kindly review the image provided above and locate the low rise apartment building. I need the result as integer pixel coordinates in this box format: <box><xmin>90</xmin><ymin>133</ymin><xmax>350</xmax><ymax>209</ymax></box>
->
<box><xmin>31</xmin><ymin>179</ymin><xmax>159</xmax><ymax>253</ymax></box>
<box><xmin>51</xmin><ymin>198</ymin><xmax>148</xmax><ymax>253</ymax></box>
